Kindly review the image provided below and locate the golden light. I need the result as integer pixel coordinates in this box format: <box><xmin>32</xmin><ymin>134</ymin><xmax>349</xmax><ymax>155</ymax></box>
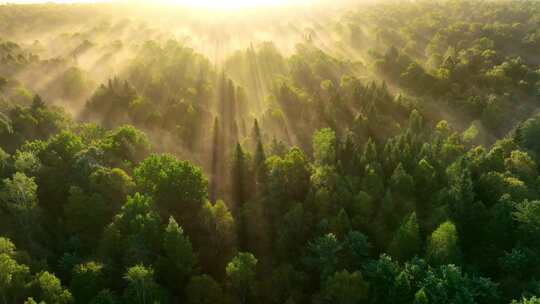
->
<box><xmin>156</xmin><ymin>0</ymin><xmax>316</xmax><ymax>10</ymax></box>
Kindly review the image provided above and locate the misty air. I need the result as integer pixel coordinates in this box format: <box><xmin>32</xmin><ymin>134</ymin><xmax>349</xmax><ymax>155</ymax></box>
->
<box><xmin>0</xmin><ymin>0</ymin><xmax>539</xmax><ymax>303</ymax></box>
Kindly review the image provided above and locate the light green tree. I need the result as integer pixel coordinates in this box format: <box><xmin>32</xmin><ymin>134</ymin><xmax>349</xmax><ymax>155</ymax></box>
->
<box><xmin>0</xmin><ymin>238</ymin><xmax>31</xmax><ymax>304</ymax></box>
<box><xmin>226</xmin><ymin>252</ymin><xmax>258</xmax><ymax>304</ymax></box>
<box><xmin>123</xmin><ymin>265</ymin><xmax>166</xmax><ymax>304</ymax></box>
<box><xmin>33</xmin><ymin>271</ymin><xmax>73</xmax><ymax>304</ymax></box>
<box><xmin>426</xmin><ymin>221</ymin><xmax>461</xmax><ymax>265</ymax></box>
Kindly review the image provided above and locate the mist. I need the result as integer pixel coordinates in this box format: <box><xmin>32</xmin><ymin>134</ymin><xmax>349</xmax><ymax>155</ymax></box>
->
<box><xmin>1</xmin><ymin>1</ymin><xmax>540</xmax><ymax>303</ymax></box>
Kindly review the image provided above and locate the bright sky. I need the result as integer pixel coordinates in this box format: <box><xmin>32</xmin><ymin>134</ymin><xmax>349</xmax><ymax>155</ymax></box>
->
<box><xmin>1</xmin><ymin>0</ymin><xmax>106</xmax><ymax>3</ymax></box>
<box><xmin>1</xmin><ymin>0</ymin><xmax>318</xmax><ymax>9</ymax></box>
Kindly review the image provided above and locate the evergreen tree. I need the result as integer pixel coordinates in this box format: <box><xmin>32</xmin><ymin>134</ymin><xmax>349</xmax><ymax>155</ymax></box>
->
<box><xmin>426</xmin><ymin>221</ymin><xmax>461</xmax><ymax>265</ymax></box>
<box><xmin>387</xmin><ymin>213</ymin><xmax>422</xmax><ymax>261</ymax></box>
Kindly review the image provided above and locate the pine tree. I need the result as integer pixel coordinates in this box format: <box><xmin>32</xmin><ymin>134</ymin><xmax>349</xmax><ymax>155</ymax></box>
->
<box><xmin>426</xmin><ymin>221</ymin><xmax>461</xmax><ymax>265</ymax></box>
<box><xmin>387</xmin><ymin>212</ymin><xmax>421</xmax><ymax>261</ymax></box>
<box><xmin>158</xmin><ymin>217</ymin><xmax>195</xmax><ymax>289</ymax></box>
<box><xmin>232</xmin><ymin>143</ymin><xmax>248</xmax><ymax>249</ymax></box>
<box><xmin>361</xmin><ymin>138</ymin><xmax>378</xmax><ymax>170</ymax></box>
<box><xmin>232</xmin><ymin>143</ymin><xmax>247</xmax><ymax>208</ymax></box>
<box><xmin>390</xmin><ymin>163</ymin><xmax>415</xmax><ymax>198</ymax></box>
<box><xmin>210</xmin><ymin>117</ymin><xmax>221</xmax><ymax>202</ymax></box>
<box><xmin>252</xmin><ymin>119</ymin><xmax>267</xmax><ymax>196</ymax></box>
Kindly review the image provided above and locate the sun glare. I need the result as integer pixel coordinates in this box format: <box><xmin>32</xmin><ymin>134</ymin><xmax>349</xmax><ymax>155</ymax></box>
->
<box><xmin>157</xmin><ymin>0</ymin><xmax>313</xmax><ymax>10</ymax></box>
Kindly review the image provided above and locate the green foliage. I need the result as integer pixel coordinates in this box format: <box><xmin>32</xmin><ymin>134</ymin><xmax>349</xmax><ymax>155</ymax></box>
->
<box><xmin>100</xmin><ymin>193</ymin><xmax>162</xmax><ymax>267</ymax></box>
<box><xmin>186</xmin><ymin>275</ymin><xmax>224</xmax><ymax>304</ymax></box>
<box><xmin>89</xmin><ymin>290</ymin><xmax>117</xmax><ymax>304</ymax></box>
<box><xmin>65</xmin><ymin>186</ymin><xmax>109</xmax><ymax>248</ymax></box>
<box><xmin>513</xmin><ymin>200</ymin><xmax>540</xmax><ymax>248</ymax></box>
<box><xmin>517</xmin><ymin>115</ymin><xmax>540</xmax><ymax>161</ymax></box>
<box><xmin>156</xmin><ymin>217</ymin><xmax>195</xmax><ymax>290</ymax></box>
<box><xmin>426</xmin><ymin>221</ymin><xmax>461</xmax><ymax>265</ymax></box>
<box><xmin>267</xmin><ymin>263</ymin><xmax>306</xmax><ymax>304</ymax></box>
<box><xmin>198</xmin><ymin>200</ymin><xmax>235</xmax><ymax>275</ymax></box>
<box><xmin>231</xmin><ymin>143</ymin><xmax>248</xmax><ymax>208</ymax></box>
<box><xmin>305</xmin><ymin>233</ymin><xmax>342</xmax><ymax>281</ymax></box>
<box><xmin>420</xmin><ymin>264</ymin><xmax>499</xmax><ymax>304</ymax></box>
<box><xmin>363</xmin><ymin>254</ymin><xmax>401</xmax><ymax>303</ymax></box>
<box><xmin>13</xmin><ymin>150</ymin><xmax>40</xmax><ymax>176</ymax></box>
<box><xmin>390</xmin><ymin>163</ymin><xmax>414</xmax><ymax>198</ymax></box>
<box><xmin>322</xmin><ymin>270</ymin><xmax>368</xmax><ymax>304</ymax></box>
<box><xmin>266</xmin><ymin>148</ymin><xmax>311</xmax><ymax>203</ymax></box>
<box><xmin>313</xmin><ymin>128</ymin><xmax>336</xmax><ymax>166</ymax></box>
<box><xmin>134</xmin><ymin>154</ymin><xmax>207</xmax><ymax>222</ymax></box>
<box><xmin>100</xmin><ymin>125</ymin><xmax>150</xmax><ymax>168</ymax></box>
<box><xmin>277</xmin><ymin>203</ymin><xmax>308</xmax><ymax>259</ymax></box>
<box><xmin>342</xmin><ymin>231</ymin><xmax>370</xmax><ymax>271</ymax></box>
<box><xmin>0</xmin><ymin>95</ymin><xmax>70</xmax><ymax>153</ymax></box>
<box><xmin>0</xmin><ymin>237</ymin><xmax>15</xmax><ymax>256</ymax></box>
<box><xmin>0</xmin><ymin>244</ymin><xmax>31</xmax><ymax>303</ymax></box>
<box><xmin>60</xmin><ymin>67</ymin><xmax>92</xmax><ymax>100</ymax></box>
<box><xmin>388</xmin><ymin>213</ymin><xmax>421</xmax><ymax>262</ymax></box>
<box><xmin>505</xmin><ymin>150</ymin><xmax>538</xmax><ymax>182</ymax></box>
<box><xmin>123</xmin><ymin>265</ymin><xmax>166</xmax><ymax>304</ymax></box>
<box><xmin>32</xmin><ymin>271</ymin><xmax>73</xmax><ymax>304</ymax></box>
<box><xmin>70</xmin><ymin>262</ymin><xmax>105</xmax><ymax>304</ymax></box>
<box><xmin>513</xmin><ymin>297</ymin><xmax>540</xmax><ymax>304</ymax></box>
<box><xmin>0</xmin><ymin>172</ymin><xmax>41</xmax><ymax>251</ymax></box>
<box><xmin>226</xmin><ymin>252</ymin><xmax>258</xmax><ymax>304</ymax></box>
<box><xmin>0</xmin><ymin>172</ymin><xmax>38</xmax><ymax>217</ymax></box>
<box><xmin>23</xmin><ymin>298</ymin><xmax>43</xmax><ymax>304</ymax></box>
<box><xmin>1</xmin><ymin>1</ymin><xmax>540</xmax><ymax>303</ymax></box>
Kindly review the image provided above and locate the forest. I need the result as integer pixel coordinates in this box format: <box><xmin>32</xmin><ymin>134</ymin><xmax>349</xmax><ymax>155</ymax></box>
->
<box><xmin>0</xmin><ymin>0</ymin><xmax>540</xmax><ymax>303</ymax></box>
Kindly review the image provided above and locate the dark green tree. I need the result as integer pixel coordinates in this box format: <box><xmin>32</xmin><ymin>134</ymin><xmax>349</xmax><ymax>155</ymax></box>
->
<box><xmin>322</xmin><ymin>270</ymin><xmax>368</xmax><ymax>304</ymax></box>
<box><xmin>387</xmin><ymin>212</ymin><xmax>421</xmax><ymax>261</ymax></box>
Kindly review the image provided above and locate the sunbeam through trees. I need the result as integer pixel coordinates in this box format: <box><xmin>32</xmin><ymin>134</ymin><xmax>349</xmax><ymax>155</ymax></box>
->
<box><xmin>0</xmin><ymin>0</ymin><xmax>540</xmax><ymax>303</ymax></box>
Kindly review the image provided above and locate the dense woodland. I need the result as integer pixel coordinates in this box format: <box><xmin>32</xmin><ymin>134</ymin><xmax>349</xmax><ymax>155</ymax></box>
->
<box><xmin>1</xmin><ymin>0</ymin><xmax>540</xmax><ymax>303</ymax></box>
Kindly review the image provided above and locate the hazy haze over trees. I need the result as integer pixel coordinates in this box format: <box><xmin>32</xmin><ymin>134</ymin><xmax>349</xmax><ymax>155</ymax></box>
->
<box><xmin>0</xmin><ymin>0</ymin><xmax>540</xmax><ymax>303</ymax></box>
